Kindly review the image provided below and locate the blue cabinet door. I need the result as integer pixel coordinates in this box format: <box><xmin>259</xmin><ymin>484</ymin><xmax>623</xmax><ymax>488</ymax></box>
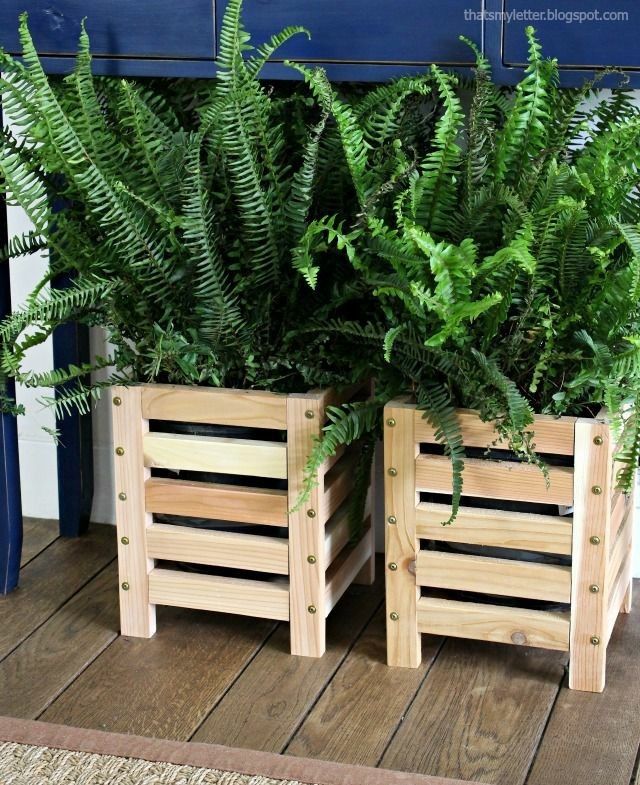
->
<box><xmin>493</xmin><ymin>0</ymin><xmax>640</xmax><ymax>86</ymax></box>
<box><xmin>0</xmin><ymin>0</ymin><xmax>216</xmax><ymax>59</ymax></box>
<box><xmin>221</xmin><ymin>0</ymin><xmax>482</xmax><ymax>65</ymax></box>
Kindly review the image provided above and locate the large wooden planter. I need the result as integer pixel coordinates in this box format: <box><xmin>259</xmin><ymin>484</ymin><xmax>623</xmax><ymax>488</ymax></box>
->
<box><xmin>111</xmin><ymin>382</ymin><xmax>375</xmax><ymax>657</ymax></box>
<box><xmin>383</xmin><ymin>399</ymin><xmax>635</xmax><ymax>692</ymax></box>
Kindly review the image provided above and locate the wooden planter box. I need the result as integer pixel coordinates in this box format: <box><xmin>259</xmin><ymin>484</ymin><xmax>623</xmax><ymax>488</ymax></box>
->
<box><xmin>111</xmin><ymin>382</ymin><xmax>375</xmax><ymax>657</ymax></box>
<box><xmin>383</xmin><ymin>399</ymin><xmax>635</xmax><ymax>692</ymax></box>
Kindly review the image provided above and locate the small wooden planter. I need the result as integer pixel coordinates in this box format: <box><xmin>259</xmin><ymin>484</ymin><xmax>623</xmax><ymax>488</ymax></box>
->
<box><xmin>384</xmin><ymin>399</ymin><xmax>635</xmax><ymax>692</ymax></box>
<box><xmin>111</xmin><ymin>382</ymin><xmax>375</xmax><ymax>657</ymax></box>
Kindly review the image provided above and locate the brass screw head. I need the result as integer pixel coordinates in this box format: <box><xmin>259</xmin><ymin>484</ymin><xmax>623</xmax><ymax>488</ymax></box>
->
<box><xmin>304</xmin><ymin>409</ymin><xmax>315</xmax><ymax>419</ymax></box>
<box><xmin>113</xmin><ymin>396</ymin><xmax>122</xmax><ymax>407</ymax></box>
<box><xmin>593</xmin><ymin>435</ymin><xmax>604</xmax><ymax>446</ymax></box>
<box><xmin>307</xmin><ymin>555</ymin><xmax>317</xmax><ymax>564</ymax></box>
<box><xmin>308</xmin><ymin>605</ymin><xmax>317</xmax><ymax>614</ymax></box>
<box><xmin>307</xmin><ymin>509</ymin><xmax>317</xmax><ymax>518</ymax></box>
<box><xmin>387</xmin><ymin>467</ymin><xmax>398</xmax><ymax>477</ymax></box>
<box><xmin>389</xmin><ymin>611</ymin><xmax>399</xmax><ymax>621</ymax></box>
<box><xmin>590</xmin><ymin>635</ymin><xmax>601</xmax><ymax>646</ymax></box>
<box><xmin>121</xmin><ymin>581</ymin><xmax>130</xmax><ymax>591</ymax></box>
<box><xmin>118</xmin><ymin>492</ymin><xmax>127</xmax><ymax>501</ymax></box>
<box><xmin>120</xmin><ymin>536</ymin><xmax>130</xmax><ymax>545</ymax></box>
<box><xmin>591</xmin><ymin>485</ymin><xmax>602</xmax><ymax>496</ymax></box>
<box><xmin>115</xmin><ymin>447</ymin><xmax>125</xmax><ymax>457</ymax></box>
<box><xmin>590</xmin><ymin>535</ymin><xmax>601</xmax><ymax>546</ymax></box>
<box><xmin>589</xmin><ymin>584</ymin><xmax>600</xmax><ymax>594</ymax></box>
<box><xmin>388</xmin><ymin>562</ymin><xmax>398</xmax><ymax>571</ymax></box>
<box><xmin>386</xmin><ymin>417</ymin><xmax>396</xmax><ymax>427</ymax></box>
<box><xmin>387</xmin><ymin>515</ymin><xmax>397</xmax><ymax>525</ymax></box>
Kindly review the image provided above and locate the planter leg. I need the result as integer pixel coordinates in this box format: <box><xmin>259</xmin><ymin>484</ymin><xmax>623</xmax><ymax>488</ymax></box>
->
<box><xmin>111</xmin><ymin>386</ymin><xmax>156</xmax><ymax>638</ymax></box>
<box><xmin>384</xmin><ymin>405</ymin><xmax>420</xmax><ymax>668</ymax></box>
<box><xmin>569</xmin><ymin>419</ymin><xmax>611</xmax><ymax>692</ymax></box>
<box><xmin>287</xmin><ymin>395</ymin><xmax>326</xmax><ymax>657</ymax></box>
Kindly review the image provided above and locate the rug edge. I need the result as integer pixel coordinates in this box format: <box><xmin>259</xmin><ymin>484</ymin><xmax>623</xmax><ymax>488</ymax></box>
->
<box><xmin>0</xmin><ymin>716</ymin><xmax>477</xmax><ymax>785</ymax></box>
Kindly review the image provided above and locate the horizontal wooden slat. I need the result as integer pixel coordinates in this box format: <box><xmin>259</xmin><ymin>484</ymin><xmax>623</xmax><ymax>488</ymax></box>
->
<box><xmin>323</xmin><ymin>449</ymin><xmax>359</xmax><ymax>523</ymax></box>
<box><xmin>143</xmin><ymin>433</ymin><xmax>287</xmax><ymax>479</ymax></box>
<box><xmin>610</xmin><ymin>491</ymin><xmax>631</xmax><ymax>544</ymax></box>
<box><xmin>141</xmin><ymin>384</ymin><xmax>288</xmax><ymax>429</ymax></box>
<box><xmin>416</xmin><ymin>550</ymin><xmax>572</xmax><ymax>603</ymax></box>
<box><xmin>415</xmin><ymin>454</ymin><xmax>574</xmax><ymax>506</ymax></box>
<box><xmin>416</xmin><ymin>503</ymin><xmax>573</xmax><ymax>555</ymax></box>
<box><xmin>609</xmin><ymin>509</ymin><xmax>633</xmax><ymax>596</ymax></box>
<box><xmin>324</xmin><ymin>523</ymin><xmax>372</xmax><ymax>617</ymax></box>
<box><xmin>146</xmin><ymin>524</ymin><xmax>289</xmax><ymax>575</ymax></box>
<box><xmin>414</xmin><ymin>408</ymin><xmax>576</xmax><ymax>456</ymax></box>
<box><xmin>324</xmin><ymin>493</ymin><xmax>372</xmax><ymax>566</ymax></box>
<box><xmin>145</xmin><ymin>477</ymin><xmax>288</xmax><ymax>527</ymax></box>
<box><xmin>148</xmin><ymin>568</ymin><xmax>290</xmax><ymax>621</ymax></box>
<box><xmin>606</xmin><ymin>558</ymin><xmax>632</xmax><ymax>644</ymax></box>
<box><xmin>417</xmin><ymin>596</ymin><xmax>570</xmax><ymax>651</ymax></box>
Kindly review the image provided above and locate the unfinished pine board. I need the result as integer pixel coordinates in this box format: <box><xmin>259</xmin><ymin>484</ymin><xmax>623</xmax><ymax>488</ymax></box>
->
<box><xmin>0</xmin><ymin>524</ymin><xmax>116</xmax><ymax>662</ymax></box>
<box><xmin>416</xmin><ymin>551</ymin><xmax>572</xmax><ymax>604</ymax></box>
<box><xmin>416</xmin><ymin>503</ymin><xmax>573</xmax><ymax>555</ymax></box>
<box><xmin>415</xmin><ymin>455</ymin><xmax>574</xmax><ymax>506</ymax></box>
<box><xmin>569</xmin><ymin>419</ymin><xmax>612</xmax><ymax>693</ymax></box>
<box><xmin>381</xmin><ymin>638</ymin><xmax>567</xmax><ymax>784</ymax></box>
<box><xmin>148</xmin><ymin>569</ymin><xmax>290</xmax><ymax>622</ymax></box>
<box><xmin>323</xmin><ymin>450</ymin><xmax>358</xmax><ymax>523</ymax></box>
<box><xmin>528</xmin><ymin>585</ymin><xmax>640</xmax><ymax>785</ymax></box>
<box><xmin>324</xmin><ymin>502</ymin><xmax>351</xmax><ymax>565</ymax></box>
<box><xmin>610</xmin><ymin>491</ymin><xmax>629</xmax><ymax>542</ymax></box>
<box><xmin>286</xmin><ymin>606</ymin><xmax>441</xmax><ymax>766</ymax></box>
<box><xmin>141</xmin><ymin>384</ymin><xmax>288</xmax><ymax>429</ymax></box>
<box><xmin>414</xmin><ymin>408</ymin><xmax>576</xmax><ymax>455</ymax></box>
<box><xmin>324</xmin><ymin>526</ymin><xmax>372</xmax><ymax>616</ymax></box>
<box><xmin>146</xmin><ymin>524</ymin><xmax>289</xmax><ymax>575</ymax></box>
<box><xmin>41</xmin><ymin>607</ymin><xmax>276</xmax><ymax>739</ymax></box>
<box><xmin>385</xmin><ymin>405</ymin><xmax>421</xmax><ymax>668</ymax></box>
<box><xmin>143</xmin><ymin>432</ymin><xmax>287</xmax><ymax>479</ymax></box>
<box><xmin>607</xmin><ymin>556</ymin><xmax>633</xmax><ymax>644</ymax></box>
<box><xmin>192</xmin><ymin>571</ymin><xmax>384</xmax><ymax>751</ymax></box>
<box><xmin>112</xmin><ymin>386</ymin><xmax>156</xmax><ymax>638</ymax></box>
<box><xmin>145</xmin><ymin>477</ymin><xmax>288</xmax><ymax>526</ymax></box>
<box><xmin>417</xmin><ymin>597</ymin><xmax>570</xmax><ymax>651</ymax></box>
<box><xmin>0</xmin><ymin>563</ymin><xmax>119</xmax><ymax>719</ymax></box>
<box><xmin>287</xmin><ymin>395</ymin><xmax>326</xmax><ymax>657</ymax></box>
<box><xmin>20</xmin><ymin>518</ymin><xmax>58</xmax><ymax>567</ymax></box>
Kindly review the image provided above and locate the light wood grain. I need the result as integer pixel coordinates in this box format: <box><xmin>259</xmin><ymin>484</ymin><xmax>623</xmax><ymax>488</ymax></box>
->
<box><xmin>416</xmin><ymin>550</ymin><xmax>572</xmax><ymax>603</ymax></box>
<box><xmin>323</xmin><ymin>449</ymin><xmax>358</xmax><ymax>524</ymax></box>
<box><xmin>143</xmin><ymin>432</ymin><xmax>287</xmax><ymax>479</ymax></box>
<box><xmin>610</xmin><ymin>491</ymin><xmax>629</xmax><ymax>543</ymax></box>
<box><xmin>145</xmin><ymin>477</ymin><xmax>288</xmax><ymax>526</ymax></box>
<box><xmin>324</xmin><ymin>501</ymin><xmax>351</xmax><ymax>565</ymax></box>
<box><xmin>381</xmin><ymin>637</ymin><xmax>567</xmax><ymax>784</ymax></box>
<box><xmin>146</xmin><ymin>524</ymin><xmax>289</xmax><ymax>575</ymax></box>
<box><xmin>569</xmin><ymin>419</ymin><xmax>612</xmax><ymax>692</ymax></box>
<box><xmin>141</xmin><ymin>383</ymin><xmax>288</xmax><ymax>429</ymax></box>
<box><xmin>607</xmin><ymin>554</ymin><xmax>633</xmax><ymax>644</ymax></box>
<box><xmin>148</xmin><ymin>568</ymin><xmax>290</xmax><ymax>621</ymax></box>
<box><xmin>192</xmin><ymin>568</ymin><xmax>384</xmax><ymax>751</ymax></box>
<box><xmin>384</xmin><ymin>404</ymin><xmax>421</xmax><ymax>667</ymax></box>
<box><xmin>414</xmin><ymin>408</ymin><xmax>576</xmax><ymax>455</ymax></box>
<box><xmin>0</xmin><ymin>563</ymin><xmax>119</xmax><ymax>719</ymax></box>
<box><xmin>415</xmin><ymin>454</ymin><xmax>574</xmax><ymax>506</ymax></box>
<box><xmin>41</xmin><ymin>607</ymin><xmax>275</xmax><ymax>740</ymax></box>
<box><xmin>112</xmin><ymin>386</ymin><xmax>156</xmax><ymax>638</ymax></box>
<box><xmin>287</xmin><ymin>395</ymin><xmax>326</xmax><ymax>657</ymax></box>
<box><xmin>528</xmin><ymin>583</ymin><xmax>640</xmax><ymax>785</ymax></box>
<box><xmin>324</xmin><ymin>525</ymin><xmax>372</xmax><ymax>617</ymax></box>
<box><xmin>416</xmin><ymin>503</ymin><xmax>573</xmax><ymax>555</ymax></box>
<box><xmin>417</xmin><ymin>596</ymin><xmax>570</xmax><ymax>650</ymax></box>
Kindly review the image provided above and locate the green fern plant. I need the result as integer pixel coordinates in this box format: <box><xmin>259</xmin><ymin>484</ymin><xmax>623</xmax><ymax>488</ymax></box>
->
<box><xmin>296</xmin><ymin>28</ymin><xmax>640</xmax><ymax>521</ymax></box>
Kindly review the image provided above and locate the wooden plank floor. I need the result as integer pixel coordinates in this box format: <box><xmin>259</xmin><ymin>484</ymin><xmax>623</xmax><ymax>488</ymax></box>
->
<box><xmin>1</xmin><ymin>520</ymin><xmax>640</xmax><ymax>785</ymax></box>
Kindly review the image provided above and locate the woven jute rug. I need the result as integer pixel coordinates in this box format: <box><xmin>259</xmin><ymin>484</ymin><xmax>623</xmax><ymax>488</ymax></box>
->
<box><xmin>0</xmin><ymin>717</ymin><xmax>477</xmax><ymax>785</ymax></box>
